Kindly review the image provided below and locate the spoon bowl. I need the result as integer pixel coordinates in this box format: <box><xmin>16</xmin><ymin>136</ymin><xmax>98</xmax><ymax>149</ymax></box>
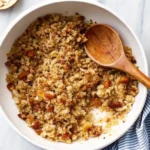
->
<box><xmin>85</xmin><ymin>24</ymin><xmax>150</xmax><ymax>88</ymax></box>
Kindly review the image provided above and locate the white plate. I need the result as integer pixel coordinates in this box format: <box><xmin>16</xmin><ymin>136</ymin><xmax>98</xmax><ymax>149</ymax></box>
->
<box><xmin>0</xmin><ymin>0</ymin><xmax>148</xmax><ymax>149</ymax></box>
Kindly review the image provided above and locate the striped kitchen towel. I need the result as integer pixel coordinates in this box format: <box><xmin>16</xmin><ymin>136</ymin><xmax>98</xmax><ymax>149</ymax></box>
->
<box><xmin>104</xmin><ymin>91</ymin><xmax>150</xmax><ymax>150</ymax></box>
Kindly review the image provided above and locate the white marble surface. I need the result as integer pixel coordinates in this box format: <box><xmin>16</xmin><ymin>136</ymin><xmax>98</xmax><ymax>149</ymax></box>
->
<box><xmin>0</xmin><ymin>0</ymin><xmax>150</xmax><ymax>150</ymax></box>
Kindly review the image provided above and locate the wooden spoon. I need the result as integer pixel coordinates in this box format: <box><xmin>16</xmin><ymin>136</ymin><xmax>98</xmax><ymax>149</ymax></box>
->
<box><xmin>0</xmin><ymin>0</ymin><xmax>17</xmax><ymax>10</ymax></box>
<box><xmin>85</xmin><ymin>24</ymin><xmax>150</xmax><ymax>88</ymax></box>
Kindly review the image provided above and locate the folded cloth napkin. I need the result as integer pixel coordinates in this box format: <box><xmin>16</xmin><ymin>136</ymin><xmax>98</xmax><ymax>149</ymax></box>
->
<box><xmin>104</xmin><ymin>91</ymin><xmax>150</xmax><ymax>150</ymax></box>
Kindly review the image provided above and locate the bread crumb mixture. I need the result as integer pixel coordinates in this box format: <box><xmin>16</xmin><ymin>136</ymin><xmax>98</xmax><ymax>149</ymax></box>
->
<box><xmin>6</xmin><ymin>13</ymin><xmax>138</xmax><ymax>143</ymax></box>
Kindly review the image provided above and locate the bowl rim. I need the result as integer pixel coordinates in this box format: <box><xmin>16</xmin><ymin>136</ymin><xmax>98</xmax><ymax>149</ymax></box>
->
<box><xmin>0</xmin><ymin>0</ymin><xmax>148</xmax><ymax>149</ymax></box>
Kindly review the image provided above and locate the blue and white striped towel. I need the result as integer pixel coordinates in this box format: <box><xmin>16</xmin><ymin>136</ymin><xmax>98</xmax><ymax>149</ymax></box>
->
<box><xmin>104</xmin><ymin>91</ymin><xmax>150</xmax><ymax>150</ymax></box>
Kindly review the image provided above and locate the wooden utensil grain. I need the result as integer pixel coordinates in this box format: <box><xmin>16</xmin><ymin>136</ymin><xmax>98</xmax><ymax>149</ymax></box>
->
<box><xmin>85</xmin><ymin>24</ymin><xmax>150</xmax><ymax>88</ymax></box>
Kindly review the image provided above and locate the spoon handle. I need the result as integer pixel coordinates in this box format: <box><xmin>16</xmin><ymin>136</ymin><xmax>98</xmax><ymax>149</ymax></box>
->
<box><xmin>114</xmin><ymin>56</ymin><xmax>150</xmax><ymax>89</ymax></box>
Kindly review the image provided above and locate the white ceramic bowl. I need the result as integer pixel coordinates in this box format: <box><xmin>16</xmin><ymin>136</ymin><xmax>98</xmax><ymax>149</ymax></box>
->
<box><xmin>0</xmin><ymin>0</ymin><xmax>148</xmax><ymax>150</ymax></box>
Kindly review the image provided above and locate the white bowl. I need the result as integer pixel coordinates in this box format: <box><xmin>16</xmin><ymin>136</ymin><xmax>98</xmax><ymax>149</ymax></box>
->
<box><xmin>0</xmin><ymin>0</ymin><xmax>148</xmax><ymax>149</ymax></box>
